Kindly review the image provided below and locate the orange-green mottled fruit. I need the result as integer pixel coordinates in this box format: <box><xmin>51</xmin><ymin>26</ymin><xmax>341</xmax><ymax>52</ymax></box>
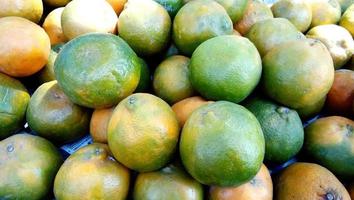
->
<box><xmin>172</xmin><ymin>96</ymin><xmax>213</xmax><ymax>127</ymax></box>
<box><xmin>0</xmin><ymin>134</ymin><xmax>63</xmax><ymax>200</ymax></box>
<box><xmin>108</xmin><ymin>93</ymin><xmax>180</xmax><ymax>172</ymax></box>
<box><xmin>209</xmin><ymin>164</ymin><xmax>273</xmax><ymax>200</ymax></box>
<box><xmin>118</xmin><ymin>0</ymin><xmax>171</xmax><ymax>56</ymax></box>
<box><xmin>54</xmin><ymin>143</ymin><xmax>130</xmax><ymax>200</ymax></box>
<box><xmin>212</xmin><ymin>0</ymin><xmax>249</xmax><ymax>23</ymax></box>
<box><xmin>0</xmin><ymin>73</ymin><xmax>30</xmax><ymax>139</ymax></box>
<box><xmin>90</xmin><ymin>107</ymin><xmax>114</xmax><ymax>144</ymax></box>
<box><xmin>275</xmin><ymin>162</ymin><xmax>351</xmax><ymax>200</ymax></box>
<box><xmin>271</xmin><ymin>0</ymin><xmax>312</xmax><ymax>32</ymax></box>
<box><xmin>36</xmin><ymin>43</ymin><xmax>64</xmax><ymax>84</ymax></box>
<box><xmin>26</xmin><ymin>81</ymin><xmax>91</xmax><ymax>144</ymax></box>
<box><xmin>246</xmin><ymin>18</ymin><xmax>305</xmax><ymax>57</ymax></box>
<box><xmin>42</xmin><ymin>7</ymin><xmax>67</xmax><ymax>45</ymax></box>
<box><xmin>153</xmin><ymin>55</ymin><xmax>194</xmax><ymax>104</ymax></box>
<box><xmin>0</xmin><ymin>0</ymin><xmax>43</xmax><ymax>23</ymax></box>
<box><xmin>296</xmin><ymin>95</ymin><xmax>326</xmax><ymax>119</ymax></box>
<box><xmin>133</xmin><ymin>162</ymin><xmax>203</xmax><ymax>200</ymax></box>
<box><xmin>172</xmin><ymin>0</ymin><xmax>233</xmax><ymax>56</ymax></box>
<box><xmin>340</xmin><ymin>4</ymin><xmax>354</xmax><ymax>38</ymax></box>
<box><xmin>245</xmin><ymin>97</ymin><xmax>304</xmax><ymax>163</ymax></box>
<box><xmin>304</xmin><ymin>116</ymin><xmax>354</xmax><ymax>178</ymax></box>
<box><xmin>54</xmin><ymin>33</ymin><xmax>141</xmax><ymax>109</ymax></box>
<box><xmin>0</xmin><ymin>17</ymin><xmax>50</xmax><ymax>77</ymax></box>
<box><xmin>180</xmin><ymin>101</ymin><xmax>265</xmax><ymax>187</ymax></box>
<box><xmin>308</xmin><ymin>0</ymin><xmax>341</xmax><ymax>28</ymax></box>
<box><xmin>234</xmin><ymin>0</ymin><xmax>274</xmax><ymax>35</ymax></box>
<box><xmin>190</xmin><ymin>35</ymin><xmax>262</xmax><ymax>103</ymax></box>
<box><xmin>262</xmin><ymin>39</ymin><xmax>334</xmax><ymax>109</ymax></box>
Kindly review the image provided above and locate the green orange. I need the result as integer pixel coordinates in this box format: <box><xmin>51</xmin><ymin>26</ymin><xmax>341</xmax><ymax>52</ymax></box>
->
<box><xmin>213</xmin><ymin>0</ymin><xmax>249</xmax><ymax>23</ymax></box>
<box><xmin>180</xmin><ymin>101</ymin><xmax>265</xmax><ymax>186</ymax></box>
<box><xmin>0</xmin><ymin>73</ymin><xmax>30</xmax><ymax>139</ymax></box>
<box><xmin>153</xmin><ymin>55</ymin><xmax>194</xmax><ymax>104</ymax></box>
<box><xmin>107</xmin><ymin>93</ymin><xmax>180</xmax><ymax>172</ymax></box>
<box><xmin>37</xmin><ymin>43</ymin><xmax>64</xmax><ymax>84</ymax></box>
<box><xmin>55</xmin><ymin>33</ymin><xmax>141</xmax><ymax>109</ymax></box>
<box><xmin>54</xmin><ymin>143</ymin><xmax>130</xmax><ymax>200</ymax></box>
<box><xmin>172</xmin><ymin>0</ymin><xmax>233</xmax><ymax>55</ymax></box>
<box><xmin>296</xmin><ymin>96</ymin><xmax>326</xmax><ymax>119</ymax></box>
<box><xmin>0</xmin><ymin>134</ymin><xmax>63</xmax><ymax>200</ymax></box>
<box><xmin>190</xmin><ymin>35</ymin><xmax>262</xmax><ymax>103</ymax></box>
<box><xmin>154</xmin><ymin>0</ymin><xmax>184</xmax><ymax>18</ymax></box>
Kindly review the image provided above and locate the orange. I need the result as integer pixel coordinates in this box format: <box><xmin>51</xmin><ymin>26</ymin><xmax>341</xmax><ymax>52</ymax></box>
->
<box><xmin>309</xmin><ymin>0</ymin><xmax>341</xmax><ymax>28</ymax></box>
<box><xmin>0</xmin><ymin>17</ymin><xmax>50</xmax><ymax>77</ymax></box>
<box><xmin>90</xmin><ymin>107</ymin><xmax>114</xmax><ymax>143</ymax></box>
<box><xmin>106</xmin><ymin>0</ymin><xmax>127</xmax><ymax>14</ymax></box>
<box><xmin>0</xmin><ymin>0</ymin><xmax>43</xmax><ymax>23</ymax></box>
<box><xmin>42</xmin><ymin>7</ymin><xmax>67</xmax><ymax>45</ymax></box>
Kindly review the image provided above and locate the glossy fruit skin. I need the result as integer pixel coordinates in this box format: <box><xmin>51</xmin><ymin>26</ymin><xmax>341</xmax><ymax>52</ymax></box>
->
<box><xmin>340</xmin><ymin>4</ymin><xmax>354</xmax><ymax>38</ymax></box>
<box><xmin>209</xmin><ymin>164</ymin><xmax>273</xmax><ymax>200</ymax></box>
<box><xmin>118</xmin><ymin>0</ymin><xmax>171</xmax><ymax>56</ymax></box>
<box><xmin>262</xmin><ymin>39</ymin><xmax>334</xmax><ymax>109</ymax></box>
<box><xmin>0</xmin><ymin>134</ymin><xmax>63</xmax><ymax>200</ymax></box>
<box><xmin>246</xmin><ymin>18</ymin><xmax>305</xmax><ymax>57</ymax></box>
<box><xmin>36</xmin><ymin>43</ymin><xmax>64</xmax><ymax>84</ymax></box>
<box><xmin>326</xmin><ymin>70</ymin><xmax>354</xmax><ymax>116</ymax></box>
<box><xmin>0</xmin><ymin>0</ymin><xmax>43</xmax><ymax>23</ymax></box>
<box><xmin>0</xmin><ymin>73</ymin><xmax>30</xmax><ymax>139</ymax></box>
<box><xmin>213</xmin><ymin>0</ymin><xmax>249</xmax><ymax>23</ymax></box>
<box><xmin>26</xmin><ymin>81</ymin><xmax>91</xmax><ymax>144</ymax></box>
<box><xmin>43</xmin><ymin>7</ymin><xmax>67</xmax><ymax>45</ymax></box>
<box><xmin>245</xmin><ymin>97</ymin><xmax>304</xmax><ymax>163</ymax></box>
<box><xmin>172</xmin><ymin>0</ymin><xmax>233</xmax><ymax>56</ymax></box>
<box><xmin>309</xmin><ymin>0</ymin><xmax>341</xmax><ymax>28</ymax></box>
<box><xmin>61</xmin><ymin>0</ymin><xmax>118</xmax><ymax>40</ymax></box>
<box><xmin>107</xmin><ymin>93</ymin><xmax>180</xmax><ymax>172</ymax></box>
<box><xmin>172</xmin><ymin>96</ymin><xmax>213</xmax><ymax>127</ymax></box>
<box><xmin>133</xmin><ymin>163</ymin><xmax>203</xmax><ymax>200</ymax></box>
<box><xmin>271</xmin><ymin>0</ymin><xmax>312</xmax><ymax>32</ymax></box>
<box><xmin>54</xmin><ymin>143</ymin><xmax>130</xmax><ymax>200</ymax></box>
<box><xmin>55</xmin><ymin>33</ymin><xmax>141</xmax><ymax>109</ymax></box>
<box><xmin>306</xmin><ymin>24</ymin><xmax>354</xmax><ymax>69</ymax></box>
<box><xmin>154</xmin><ymin>0</ymin><xmax>184</xmax><ymax>18</ymax></box>
<box><xmin>153</xmin><ymin>55</ymin><xmax>194</xmax><ymax>104</ymax></box>
<box><xmin>234</xmin><ymin>0</ymin><xmax>274</xmax><ymax>35</ymax></box>
<box><xmin>304</xmin><ymin>116</ymin><xmax>354</xmax><ymax>178</ymax></box>
<box><xmin>275</xmin><ymin>162</ymin><xmax>351</xmax><ymax>200</ymax></box>
<box><xmin>180</xmin><ymin>101</ymin><xmax>265</xmax><ymax>187</ymax></box>
<box><xmin>0</xmin><ymin>17</ymin><xmax>50</xmax><ymax>77</ymax></box>
<box><xmin>90</xmin><ymin>107</ymin><xmax>114</xmax><ymax>143</ymax></box>
<box><xmin>190</xmin><ymin>35</ymin><xmax>262</xmax><ymax>103</ymax></box>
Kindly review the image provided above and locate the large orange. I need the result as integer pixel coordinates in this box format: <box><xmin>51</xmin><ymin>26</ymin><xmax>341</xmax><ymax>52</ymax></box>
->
<box><xmin>0</xmin><ymin>17</ymin><xmax>50</xmax><ymax>77</ymax></box>
<box><xmin>42</xmin><ymin>7</ymin><xmax>67</xmax><ymax>45</ymax></box>
<box><xmin>0</xmin><ymin>0</ymin><xmax>43</xmax><ymax>23</ymax></box>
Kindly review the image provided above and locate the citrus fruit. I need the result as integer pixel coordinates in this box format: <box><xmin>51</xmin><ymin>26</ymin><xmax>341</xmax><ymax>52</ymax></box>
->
<box><xmin>172</xmin><ymin>96</ymin><xmax>213</xmax><ymax>127</ymax></box>
<box><xmin>271</xmin><ymin>0</ymin><xmax>312</xmax><ymax>32</ymax></box>
<box><xmin>0</xmin><ymin>73</ymin><xmax>30</xmax><ymax>139</ymax></box>
<box><xmin>172</xmin><ymin>0</ymin><xmax>233</xmax><ymax>55</ymax></box>
<box><xmin>212</xmin><ymin>0</ymin><xmax>249</xmax><ymax>23</ymax></box>
<box><xmin>36</xmin><ymin>44</ymin><xmax>64</xmax><ymax>84</ymax></box>
<box><xmin>337</xmin><ymin>0</ymin><xmax>354</xmax><ymax>12</ymax></box>
<box><xmin>153</xmin><ymin>55</ymin><xmax>194</xmax><ymax>104</ymax></box>
<box><xmin>306</xmin><ymin>24</ymin><xmax>354</xmax><ymax>69</ymax></box>
<box><xmin>245</xmin><ymin>97</ymin><xmax>304</xmax><ymax>163</ymax></box>
<box><xmin>0</xmin><ymin>134</ymin><xmax>63</xmax><ymax>200</ymax></box>
<box><xmin>180</xmin><ymin>101</ymin><xmax>265</xmax><ymax>186</ymax></box>
<box><xmin>190</xmin><ymin>35</ymin><xmax>262</xmax><ymax>103</ymax></box>
<box><xmin>262</xmin><ymin>39</ymin><xmax>334</xmax><ymax>109</ymax></box>
<box><xmin>275</xmin><ymin>162</ymin><xmax>351</xmax><ymax>200</ymax></box>
<box><xmin>43</xmin><ymin>0</ymin><xmax>70</xmax><ymax>7</ymax></box>
<box><xmin>26</xmin><ymin>81</ymin><xmax>91</xmax><ymax>144</ymax></box>
<box><xmin>118</xmin><ymin>0</ymin><xmax>171</xmax><ymax>56</ymax></box>
<box><xmin>90</xmin><ymin>107</ymin><xmax>114</xmax><ymax>143</ymax></box>
<box><xmin>107</xmin><ymin>93</ymin><xmax>180</xmax><ymax>172</ymax></box>
<box><xmin>309</xmin><ymin>0</ymin><xmax>341</xmax><ymax>28</ymax></box>
<box><xmin>135</xmin><ymin>58</ymin><xmax>151</xmax><ymax>93</ymax></box>
<box><xmin>133</xmin><ymin>162</ymin><xmax>203</xmax><ymax>200</ymax></box>
<box><xmin>340</xmin><ymin>4</ymin><xmax>354</xmax><ymax>37</ymax></box>
<box><xmin>246</xmin><ymin>18</ymin><xmax>305</xmax><ymax>57</ymax></box>
<box><xmin>0</xmin><ymin>0</ymin><xmax>43</xmax><ymax>23</ymax></box>
<box><xmin>61</xmin><ymin>0</ymin><xmax>118</xmax><ymax>40</ymax></box>
<box><xmin>154</xmin><ymin>0</ymin><xmax>184</xmax><ymax>18</ymax></box>
<box><xmin>0</xmin><ymin>17</ymin><xmax>50</xmax><ymax>77</ymax></box>
<box><xmin>296</xmin><ymin>95</ymin><xmax>326</xmax><ymax>119</ymax></box>
<box><xmin>42</xmin><ymin>7</ymin><xmax>67</xmax><ymax>45</ymax></box>
<box><xmin>209</xmin><ymin>164</ymin><xmax>273</xmax><ymax>200</ymax></box>
<box><xmin>106</xmin><ymin>0</ymin><xmax>127</xmax><ymax>14</ymax></box>
<box><xmin>326</xmin><ymin>69</ymin><xmax>354</xmax><ymax>116</ymax></box>
<box><xmin>54</xmin><ymin>33</ymin><xmax>141</xmax><ymax>109</ymax></box>
<box><xmin>234</xmin><ymin>0</ymin><xmax>274</xmax><ymax>35</ymax></box>
<box><xmin>304</xmin><ymin>116</ymin><xmax>354</xmax><ymax>178</ymax></box>
<box><xmin>54</xmin><ymin>143</ymin><xmax>130</xmax><ymax>200</ymax></box>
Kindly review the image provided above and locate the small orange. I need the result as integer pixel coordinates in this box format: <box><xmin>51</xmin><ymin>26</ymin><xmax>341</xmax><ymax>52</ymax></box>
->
<box><xmin>42</xmin><ymin>7</ymin><xmax>67</xmax><ymax>45</ymax></box>
<box><xmin>90</xmin><ymin>107</ymin><xmax>114</xmax><ymax>143</ymax></box>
